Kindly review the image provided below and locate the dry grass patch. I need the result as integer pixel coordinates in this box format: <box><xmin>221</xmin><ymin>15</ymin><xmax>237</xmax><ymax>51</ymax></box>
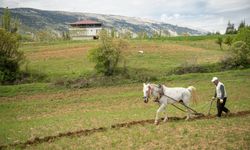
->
<box><xmin>25</xmin><ymin>47</ymin><xmax>92</xmax><ymax>60</ymax></box>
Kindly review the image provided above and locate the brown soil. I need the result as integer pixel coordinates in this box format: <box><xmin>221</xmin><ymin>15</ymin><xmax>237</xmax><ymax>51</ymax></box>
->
<box><xmin>26</xmin><ymin>47</ymin><xmax>92</xmax><ymax>60</ymax></box>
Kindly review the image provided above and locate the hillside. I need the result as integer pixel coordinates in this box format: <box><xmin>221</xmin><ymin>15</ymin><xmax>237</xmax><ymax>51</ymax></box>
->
<box><xmin>0</xmin><ymin>7</ymin><xmax>205</xmax><ymax>36</ymax></box>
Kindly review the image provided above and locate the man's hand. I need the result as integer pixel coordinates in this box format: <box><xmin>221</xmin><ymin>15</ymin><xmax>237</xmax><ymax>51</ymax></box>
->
<box><xmin>211</xmin><ymin>97</ymin><xmax>216</xmax><ymax>100</ymax></box>
<box><xmin>220</xmin><ymin>99</ymin><xmax>224</xmax><ymax>103</ymax></box>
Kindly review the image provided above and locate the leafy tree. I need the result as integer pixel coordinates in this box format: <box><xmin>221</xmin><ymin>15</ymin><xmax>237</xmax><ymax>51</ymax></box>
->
<box><xmin>1</xmin><ymin>7</ymin><xmax>19</xmax><ymax>33</ymax></box>
<box><xmin>224</xmin><ymin>36</ymin><xmax>233</xmax><ymax>46</ymax></box>
<box><xmin>152</xmin><ymin>31</ymin><xmax>160</xmax><ymax>38</ymax></box>
<box><xmin>35</xmin><ymin>30</ymin><xmax>59</xmax><ymax>42</ymax></box>
<box><xmin>0</xmin><ymin>29</ymin><xmax>24</xmax><ymax>83</ymax></box>
<box><xmin>234</xmin><ymin>26</ymin><xmax>250</xmax><ymax>48</ymax></box>
<box><xmin>62</xmin><ymin>31</ymin><xmax>70</xmax><ymax>40</ymax></box>
<box><xmin>137</xmin><ymin>31</ymin><xmax>148</xmax><ymax>39</ymax></box>
<box><xmin>120</xmin><ymin>31</ymin><xmax>132</xmax><ymax>39</ymax></box>
<box><xmin>238</xmin><ymin>20</ymin><xmax>246</xmax><ymax>31</ymax></box>
<box><xmin>215</xmin><ymin>37</ymin><xmax>223</xmax><ymax>50</ymax></box>
<box><xmin>1</xmin><ymin>7</ymin><xmax>11</xmax><ymax>32</ymax></box>
<box><xmin>229</xmin><ymin>41</ymin><xmax>250</xmax><ymax>66</ymax></box>
<box><xmin>88</xmin><ymin>29</ymin><xmax>128</xmax><ymax>76</ymax></box>
<box><xmin>215</xmin><ymin>31</ymin><xmax>221</xmax><ymax>35</ymax></box>
<box><xmin>225</xmin><ymin>21</ymin><xmax>237</xmax><ymax>34</ymax></box>
<box><xmin>111</xmin><ymin>28</ymin><xmax>116</xmax><ymax>38</ymax></box>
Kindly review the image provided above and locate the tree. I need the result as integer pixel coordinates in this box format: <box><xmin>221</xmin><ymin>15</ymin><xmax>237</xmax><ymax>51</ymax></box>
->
<box><xmin>225</xmin><ymin>21</ymin><xmax>237</xmax><ymax>34</ymax></box>
<box><xmin>88</xmin><ymin>29</ymin><xmax>128</xmax><ymax>76</ymax></box>
<box><xmin>11</xmin><ymin>17</ymin><xmax>19</xmax><ymax>33</ymax></box>
<box><xmin>152</xmin><ymin>31</ymin><xmax>160</xmax><ymax>38</ymax></box>
<box><xmin>62</xmin><ymin>31</ymin><xmax>70</xmax><ymax>40</ymax></box>
<box><xmin>137</xmin><ymin>31</ymin><xmax>148</xmax><ymax>39</ymax></box>
<box><xmin>234</xmin><ymin>26</ymin><xmax>250</xmax><ymax>49</ymax></box>
<box><xmin>238</xmin><ymin>20</ymin><xmax>246</xmax><ymax>31</ymax></box>
<box><xmin>224</xmin><ymin>36</ymin><xmax>233</xmax><ymax>46</ymax></box>
<box><xmin>216</xmin><ymin>37</ymin><xmax>223</xmax><ymax>50</ymax></box>
<box><xmin>35</xmin><ymin>30</ymin><xmax>59</xmax><ymax>42</ymax></box>
<box><xmin>121</xmin><ymin>31</ymin><xmax>132</xmax><ymax>39</ymax></box>
<box><xmin>230</xmin><ymin>41</ymin><xmax>250</xmax><ymax>66</ymax></box>
<box><xmin>1</xmin><ymin>7</ymin><xmax>19</xmax><ymax>33</ymax></box>
<box><xmin>111</xmin><ymin>28</ymin><xmax>116</xmax><ymax>38</ymax></box>
<box><xmin>1</xmin><ymin>7</ymin><xmax>11</xmax><ymax>32</ymax></box>
<box><xmin>215</xmin><ymin>31</ymin><xmax>221</xmax><ymax>35</ymax></box>
<box><xmin>0</xmin><ymin>29</ymin><xmax>24</xmax><ymax>83</ymax></box>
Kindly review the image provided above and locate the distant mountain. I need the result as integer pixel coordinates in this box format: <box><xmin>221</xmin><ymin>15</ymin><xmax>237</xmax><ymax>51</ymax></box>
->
<box><xmin>0</xmin><ymin>8</ymin><xmax>205</xmax><ymax>36</ymax></box>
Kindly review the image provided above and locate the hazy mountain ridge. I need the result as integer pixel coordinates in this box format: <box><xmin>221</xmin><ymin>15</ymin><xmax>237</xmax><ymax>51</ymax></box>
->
<box><xmin>0</xmin><ymin>8</ymin><xmax>205</xmax><ymax>36</ymax></box>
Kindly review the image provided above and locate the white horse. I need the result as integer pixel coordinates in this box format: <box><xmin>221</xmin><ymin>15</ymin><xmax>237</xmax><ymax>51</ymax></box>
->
<box><xmin>143</xmin><ymin>83</ymin><xmax>197</xmax><ymax>125</ymax></box>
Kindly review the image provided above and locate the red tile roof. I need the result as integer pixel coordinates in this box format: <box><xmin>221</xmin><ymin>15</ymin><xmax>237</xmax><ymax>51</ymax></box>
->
<box><xmin>69</xmin><ymin>20</ymin><xmax>101</xmax><ymax>25</ymax></box>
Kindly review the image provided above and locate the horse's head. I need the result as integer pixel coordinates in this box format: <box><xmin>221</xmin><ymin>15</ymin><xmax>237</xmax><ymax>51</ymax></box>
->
<box><xmin>143</xmin><ymin>83</ymin><xmax>164</xmax><ymax>103</ymax></box>
<box><xmin>143</xmin><ymin>83</ymin><xmax>151</xmax><ymax>103</ymax></box>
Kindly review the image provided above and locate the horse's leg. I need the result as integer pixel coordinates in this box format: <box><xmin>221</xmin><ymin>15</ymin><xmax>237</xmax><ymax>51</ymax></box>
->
<box><xmin>163</xmin><ymin>104</ymin><xmax>168</xmax><ymax>122</ymax></box>
<box><xmin>185</xmin><ymin>108</ymin><xmax>191</xmax><ymax>121</ymax></box>
<box><xmin>184</xmin><ymin>101</ymin><xmax>191</xmax><ymax>121</ymax></box>
<box><xmin>155</xmin><ymin>104</ymin><xmax>166</xmax><ymax>125</ymax></box>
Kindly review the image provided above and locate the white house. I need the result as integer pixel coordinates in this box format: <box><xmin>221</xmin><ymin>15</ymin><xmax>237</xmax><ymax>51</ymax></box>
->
<box><xmin>68</xmin><ymin>20</ymin><xmax>102</xmax><ymax>40</ymax></box>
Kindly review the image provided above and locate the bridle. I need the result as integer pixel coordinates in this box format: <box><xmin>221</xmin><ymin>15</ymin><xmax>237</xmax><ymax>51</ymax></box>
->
<box><xmin>144</xmin><ymin>84</ymin><xmax>164</xmax><ymax>103</ymax></box>
<box><xmin>143</xmin><ymin>85</ymin><xmax>152</xmax><ymax>103</ymax></box>
<box><xmin>147</xmin><ymin>86</ymin><xmax>152</xmax><ymax>97</ymax></box>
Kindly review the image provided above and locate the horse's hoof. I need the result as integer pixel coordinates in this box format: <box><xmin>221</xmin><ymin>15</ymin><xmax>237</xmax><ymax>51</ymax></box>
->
<box><xmin>163</xmin><ymin>119</ymin><xmax>168</xmax><ymax>122</ymax></box>
<box><xmin>154</xmin><ymin>121</ymin><xmax>159</xmax><ymax>125</ymax></box>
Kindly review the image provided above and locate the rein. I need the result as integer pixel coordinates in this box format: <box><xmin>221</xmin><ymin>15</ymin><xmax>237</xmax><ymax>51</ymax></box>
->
<box><xmin>163</xmin><ymin>94</ymin><xmax>199</xmax><ymax>114</ymax></box>
<box><xmin>152</xmin><ymin>84</ymin><xmax>203</xmax><ymax>116</ymax></box>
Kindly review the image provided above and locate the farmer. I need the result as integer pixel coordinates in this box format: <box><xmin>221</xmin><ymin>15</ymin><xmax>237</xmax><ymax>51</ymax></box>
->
<box><xmin>211</xmin><ymin>77</ymin><xmax>230</xmax><ymax>117</ymax></box>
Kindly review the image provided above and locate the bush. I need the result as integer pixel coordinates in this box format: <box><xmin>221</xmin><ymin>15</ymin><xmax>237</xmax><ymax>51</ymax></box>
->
<box><xmin>88</xmin><ymin>29</ymin><xmax>128</xmax><ymax>76</ymax></box>
<box><xmin>229</xmin><ymin>41</ymin><xmax>250</xmax><ymax>67</ymax></box>
<box><xmin>168</xmin><ymin>63</ymin><xmax>220</xmax><ymax>75</ymax></box>
<box><xmin>224</xmin><ymin>36</ymin><xmax>233</xmax><ymax>46</ymax></box>
<box><xmin>234</xmin><ymin>26</ymin><xmax>250</xmax><ymax>48</ymax></box>
<box><xmin>0</xmin><ymin>29</ymin><xmax>24</xmax><ymax>84</ymax></box>
<box><xmin>35</xmin><ymin>30</ymin><xmax>60</xmax><ymax>42</ymax></box>
<box><xmin>215</xmin><ymin>37</ymin><xmax>223</xmax><ymax>50</ymax></box>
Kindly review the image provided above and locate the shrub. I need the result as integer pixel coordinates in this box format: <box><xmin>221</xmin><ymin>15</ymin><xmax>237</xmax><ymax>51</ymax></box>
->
<box><xmin>234</xmin><ymin>26</ymin><xmax>250</xmax><ymax>48</ymax></box>
<box><xmin>88</xmin><ymin>29</ymin><xmax>128</xmax><ymax>76</ymax></box>
<box><xmin>229</xmin><ymin>41</ymin><xmax>250</xmax><ymax>67</ymax></box>
<box><xmin>224</xmin><ymin>36</ymin><xmax>233</xmax><ymax>46</ymax></box>
<box><xmin>35</xmin><ymin>30</ymin><xmax>60</xmax><ymax>42</ymax></box>
<box><xmin>168</xmin><ymin>63</ymin><xmax>219</xmax><ymax>75</ymax></box>
<box><xmin>215</xmin><ymin>37</ymin><xmax>223</xmax><ymax>50</ymax></box>
<box><xmin>0</xmin><ymin>29</ymin><xmax>24</xmax><ymax>84</ymax></box>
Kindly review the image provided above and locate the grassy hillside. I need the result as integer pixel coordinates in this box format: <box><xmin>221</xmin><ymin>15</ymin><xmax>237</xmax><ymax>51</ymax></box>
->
<box><xmin>18</xmin><ymin>36</ymin><xmax>226</xmax><ymax>81</ymax></box>
<box><xmin>0</xmin><ymin>36</ymin><xmax>249</xmax><ymax>149</ymax></box>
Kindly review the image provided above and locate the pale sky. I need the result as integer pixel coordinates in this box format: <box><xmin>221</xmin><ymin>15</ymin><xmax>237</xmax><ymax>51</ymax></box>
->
<box><xmin>1</xmin><ymin>0</ymin><xmax>250</xmax><ymax>33</ymax></box>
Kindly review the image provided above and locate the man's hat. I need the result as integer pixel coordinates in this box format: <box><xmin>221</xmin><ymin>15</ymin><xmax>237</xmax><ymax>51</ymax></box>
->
<box><xmin>211</xmin><ymin>77</ymin><xmax>218</xmax><ymax>82</ymax></box>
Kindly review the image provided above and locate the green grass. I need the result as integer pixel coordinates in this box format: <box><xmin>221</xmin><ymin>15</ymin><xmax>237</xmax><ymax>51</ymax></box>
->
<box><xmin>154</xmin><ymin>35</ymin><xmax>223</xmax><ymax>41</ymax></box>
<box><xmin>18</xmin><ymin>38</ymin><xmax>225</xmax><ymax>81</ymax></box>
<box><xmin>0</xmin><ymin>36</ymin><xmax>249</xmax><ymax>149</ymax></box>
<box><xmin>28</xmin><ymin>115</ymin><xmax>250</xmax><ymax>150</ymax></box>
<box><xmin>0</xmin><ymin>69</ymin><xmax>249</xmax><ymax>147</ymax></box>
<box><xmin>20</xmin><ymin>40</ymin><xmax>98</xmax><ymax>52</ymax></box>
<box><xmin>0</xmin><ymin>83</ymin><xmax>63</xmax><ymax>97</ymax></box>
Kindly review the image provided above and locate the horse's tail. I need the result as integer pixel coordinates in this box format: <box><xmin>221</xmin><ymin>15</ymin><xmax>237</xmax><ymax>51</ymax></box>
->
<box><xmin>187</xmin><ymin>86</ymin><xmax>197</xmax><ymax>105</ymax></box>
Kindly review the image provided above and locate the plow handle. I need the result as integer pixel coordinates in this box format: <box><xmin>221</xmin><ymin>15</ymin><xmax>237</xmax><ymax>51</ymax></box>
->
<box><xmin>207</xmin><ymin>99</ymin><xmax>214</xmax><ymax>115</ymax></box>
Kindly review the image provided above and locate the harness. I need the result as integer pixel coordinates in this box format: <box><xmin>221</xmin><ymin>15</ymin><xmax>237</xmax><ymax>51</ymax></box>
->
<box><xmin>152</xmin><ymin>84</ymin><xmax>204</xmax><ymax>116</ymax></box>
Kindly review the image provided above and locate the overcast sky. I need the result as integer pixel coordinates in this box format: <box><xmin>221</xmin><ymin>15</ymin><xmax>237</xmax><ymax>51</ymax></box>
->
<box><xmin>1</xmin><ymin>0</ymin><xmax>250</xmax><ymax>33</ymax></box>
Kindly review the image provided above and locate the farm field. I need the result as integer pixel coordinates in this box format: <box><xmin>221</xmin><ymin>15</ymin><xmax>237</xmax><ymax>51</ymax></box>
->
<box><xmin>0</xmin><ymin>37</ymin><xmax>250</xmax><ymax>149</ymax></box>
<box><xmin>19</xmin><ymin>38</ymin><xmax>225</xmax><ymax>81</ymax></box>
